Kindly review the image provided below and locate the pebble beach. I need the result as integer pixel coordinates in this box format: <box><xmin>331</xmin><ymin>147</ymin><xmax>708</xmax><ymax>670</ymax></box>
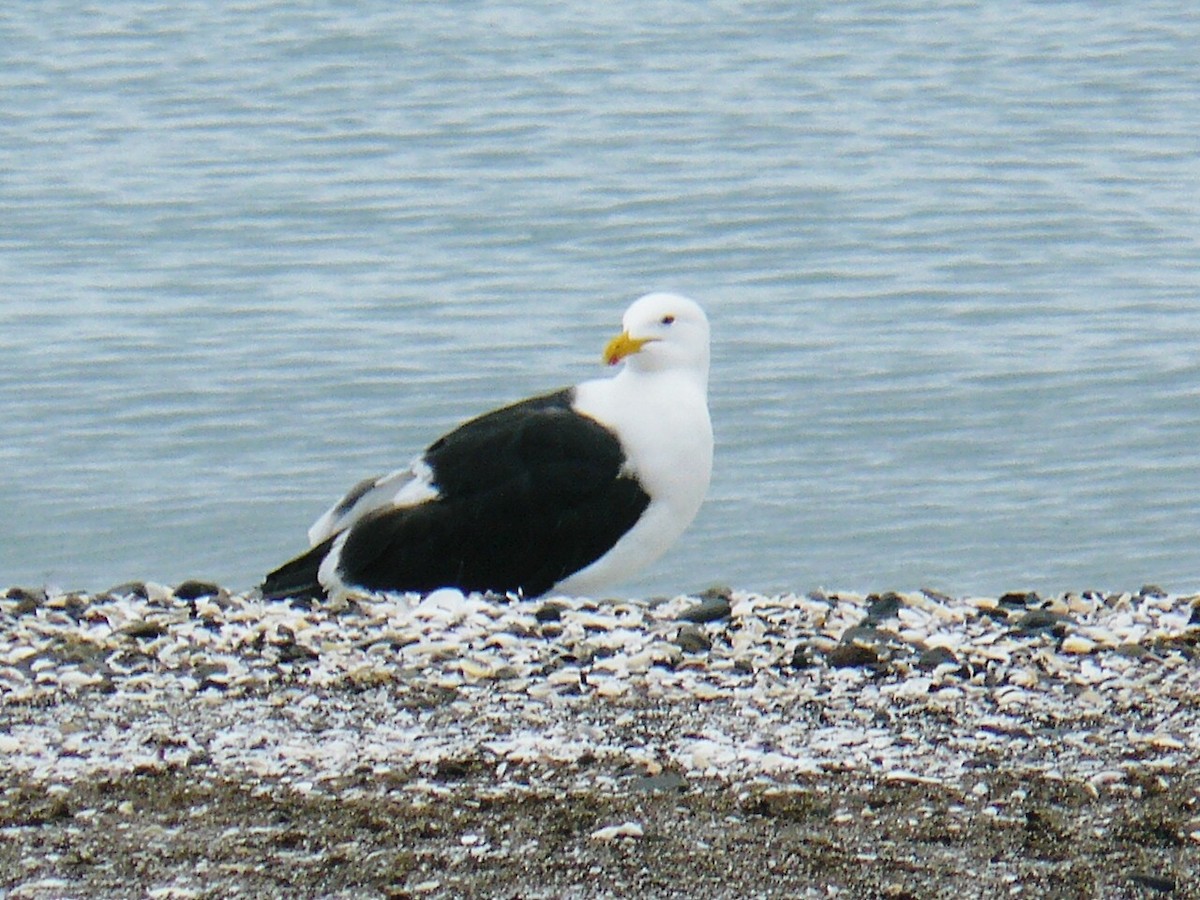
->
<box><xmin>2</xmin><ymin>582</ymin><xmax>1199</xmax><ymax>899</ymax></box>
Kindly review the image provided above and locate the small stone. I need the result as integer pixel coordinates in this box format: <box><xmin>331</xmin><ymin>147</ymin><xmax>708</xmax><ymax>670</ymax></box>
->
<box><xmin>827</xmin><ymin>642</ymin><xmax>881</xmax><ymax>669</ymax></box>
<box><xmin>106</xmin><ymin>582</ymin><xmax>149</xmax><ymax>600</ymax></box>
<box><xmin>864</xmin><ymin>592</ymin><xmax>903</xmax><ymax>622</ymax></box>
<box><xmin>677</xmin><ymin>594</ymin><xmax>732</xmax><ymax>624</ymax></box>
<box><xmin>5</xmin><ymin>587</ymin><xmax>43</xmax><ymax>615</ymax></box>
<box><xmin>1129</xmin><ymin>873</ymin><xmax>1176</xmax><ymax>894</ymax></box>
<box><xmin>5</xmin><ymin>586</ymin><xmax>42</xmax><ymax>600</ymax></box>
<box><xmin>121</xmin><ymin>621</ymin><xmax>168</xmax><ymax>640</ymax></box>
<box><xmin>1148</xmin><ymin>635</ymin><xmax>1197</xmax><ymax>660</ymax></box>
<box><xmin>674</xmin><ymin>623</ymin><xmax>711</xmax><ymax>654</ymax></box>
<box><xmin>193</xmin><ymin>663</ymin><xmax>230</xmax><ymax>690</ymax></box>
<box><xmin>916</xmin><ymin>646</ymin><xmax>959</xmax><ymax>670</ymax></box>
<box><xmin>998</xmin><ymin>591</ymin><xmax>1040</xmax><ymax>609</ymax></box>
<box><xmin>534</xmin><ymin>602</ymin><xmax>565</xmax><ymax>623</ymax></box>
<box><xmin>275</xmin><ymin>641</ymin><xmax>319</xmax><ymax>664</ymax></box>
<box><xmin>1061</xmin><ymin>635</ymin><xmax>1096</xmax><ymax>654</ymax></box>
<box><xmin>46</xmin><ymin>593</ymin><xmax>90</xmax><ymax>618</ymax></box>
<box><xmin>1013</xmin><ymin>608</ymin><xmax>1070</xmax><ymax>633</ymax></box>
<box><xmin>630</xmin><ymin>771</ymin><xmax>689</xmax><ymax>793</ymax></box>
<box><xmin>1138</xmin><ymin>584</ymin><xmax>1168</xmax><ymax>600</ymax></box>
<box><xmin>590</xmin><ymin>821</ymin><xmax>644</xmax><ymax>841</ymax></box>
<box><xmin>459</xmin><ymin>659</ymin><xmax>495</xmax><ymax>680</ymax></box>
<box><xmin>839</xmin><ymin>625</ymin><xmax>910</xmax><ymax>661</ymax></box>
<box><xmin>175</xmin><ymin>580</ymin><xmax>223</xmax><ymax>601</ymax></box>
<box><xmin>1115</xmin><ymin>643</ymin><xmax>1150</xmax><ymax>659</ymax></box>
<box><xmin>783</xmin><ymin>644</ymin><xmax>813</xmax><ymax>669</ymax></box>
<box><xmin>57</xmin><ymin>668</ymin><xmax>106</xmax><ymax>690</ymax></box>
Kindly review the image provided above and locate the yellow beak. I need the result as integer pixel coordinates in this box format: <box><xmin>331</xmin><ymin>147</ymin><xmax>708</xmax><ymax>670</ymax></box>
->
<box><xmin>603</xmin><ymin>331</ymin><xmax>655</xmax><ymax>366</ymax></box>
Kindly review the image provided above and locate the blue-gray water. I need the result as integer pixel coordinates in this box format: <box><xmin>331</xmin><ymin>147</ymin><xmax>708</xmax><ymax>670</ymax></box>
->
<box><xmin>3</xmin><ymin>2</ymin><xmax>1200</xmax><ymax>598</ymax></box>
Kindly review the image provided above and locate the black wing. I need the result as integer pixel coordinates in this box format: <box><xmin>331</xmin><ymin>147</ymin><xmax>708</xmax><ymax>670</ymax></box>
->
<box><xmin>336</xmin><ymin>389</ymin><xmax>650</xmax><ymax>597</ymax></box>
<box><xmin>261</xmin><ymin>536</ymin><xmax>336</xmax><ymax>602</ymax></box>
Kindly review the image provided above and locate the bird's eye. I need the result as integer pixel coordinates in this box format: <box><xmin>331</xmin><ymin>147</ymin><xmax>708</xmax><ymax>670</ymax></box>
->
<box><xmin>661</xmin><ymin>315</ymin><xmax>675</xmax><ymax>325</ymax></box>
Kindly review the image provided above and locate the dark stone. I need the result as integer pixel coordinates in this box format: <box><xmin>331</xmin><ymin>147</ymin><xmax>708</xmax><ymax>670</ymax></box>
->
<box><xmin>43</xmin><ymin>641</ymin><xmax>110</xmax><ymax>667</ymax></box>
<box><xmin>827</xmin><ymin>643</ymin><xmax>880</xmax><ymax>669</ymax></box>
<box><xmin>5</xmin><ymin>587</ymin><xmax>43</xmax><ymax>616</ymax></box>
<box><xmin>433</xmin><ymin>758</ymin><xmax>477</xmax><ymax>782</ymax></box>
<box><xmin>5</xmin><ymin>586</ymin><xmax>44</xmax><ymax>602</ymax></box>
<box><xmin>106</xmin><ymin>582</ymin><xmax>149</xmax><ymax>600</ymax></box>
<box><xmin>1013</xmin><ymin>609</ymin><xmax>1071</xmax><ymax>633</ymax></box>
<box><xmin>840</xmin><ymin>624</ymin><xmax>907</xmax><ymax>654</ymax></box>
<box><xmin>677</xmin><ymin>594</ymin><xmax>732</xmax><ymax>624</ymax></box>
<box><xmin>1129</xmin><ymin>873</ymin><xmax>1176</xmax><ymax>894</ymax></box>
<box><xmin>192</xmin><ymin>663</ymin><xmax>229</xmax><ymax>690</ymax></box>
<box><xmin>1116</xmin><ymin>642</ymin><xmax>1150</xmax><ymax>659</ymax></box>
<box><xmin>276</xmin><ymin>642</ymin><xmax>319</xmax><ymax>664</ymax></box>
<box><xmin>51</xmin><ymin>593</ymin><xmax>91</xmax><ymax>619</ymax></box>
<box><xmin>998</xmin><ymin>591</ymin><xmax>1039</xmax><ymax>609</ymax></box>
<box><xmin>1138</xmin><ymin>584</ymin><xmax>1168</xmax><ymax>600</ymax></box>
<box><xmin>916</xmin><ymin>646</ymin><xmax>959</xmax><ymax>670</ymax></box>
<box><xmin>120</xmin><ymin>621</ymin><xmax>168</xmax><ymax>640</ymax></box>
<box><xmin>1189</xmin><ymin>601</ymin><xmax>1200</xmax><ymax>625</ymax></box>
<box><xmin>864</xmin><ymin>592</ymin><xmax>903</xmax><ymax>622</ymax></box>
<box><xmin>630</xmin><ymin>771</ymin><xmax>689</xmax><ymax>793</ymax></box>
<box><xmin>175</xmin><ymin>580</ymin><xmax>223</xmax><ymax>601</ymax></box>
<box><xmin>777</xmin><ymin>643</ymin><xmax>816</xmax><ymax>672</ymax></box>
<box><xmin>1148</xmin><ymin>635</ymin><xmax>1197</xmax><ymax>660</ymax></box>
<box><xmin>674</xmin><ymin>623</ymin><xmax>712</xmax><ymax>654</ymax></box>
<box><xmin>839</xmin><ymin>624</ymin><xmax>881</xmax><ymax>644</ymax></box>
<box><xmin>534</xmin><ymin>602</ymin><xmax>565</xmax><ymax>623</ymax></box>
<box><xmin>783</xmin><ymin>644</ymin><xmax>813</xmax><ymax>669</ymax></box>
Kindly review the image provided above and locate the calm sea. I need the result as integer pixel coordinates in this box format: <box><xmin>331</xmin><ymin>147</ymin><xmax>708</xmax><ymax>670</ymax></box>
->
<box><xmin>3</xmin><ymin>2</ymin><xmax>1200</xmax><ymax>598</ymax></box>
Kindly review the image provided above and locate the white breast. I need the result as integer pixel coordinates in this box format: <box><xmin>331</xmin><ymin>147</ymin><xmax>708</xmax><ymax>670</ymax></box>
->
<box><xmin>557</xmin><ymin>366</ymin><xmax>713</xmax><ymax>595</ymax></box>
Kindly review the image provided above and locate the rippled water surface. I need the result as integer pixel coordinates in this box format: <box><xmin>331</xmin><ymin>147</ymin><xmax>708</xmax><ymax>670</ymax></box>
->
<box><xmin>4</xmin><ymin>2</ymin><xmax>1200</xmax><ymax>596</ymax></box>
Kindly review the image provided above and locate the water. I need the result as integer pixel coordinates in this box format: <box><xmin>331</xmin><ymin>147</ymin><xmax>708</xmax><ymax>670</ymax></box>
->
<box><xmin>3</xmin><ymin>2</ymin><xmax>1200</xmax><ymax>598</ymax></box>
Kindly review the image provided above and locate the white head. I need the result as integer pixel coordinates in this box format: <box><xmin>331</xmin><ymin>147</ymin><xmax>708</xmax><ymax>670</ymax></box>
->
<box><xmin>602</xmin><ymin>292</ymin><xmax>710</xmax><ymax>385</ymax></box>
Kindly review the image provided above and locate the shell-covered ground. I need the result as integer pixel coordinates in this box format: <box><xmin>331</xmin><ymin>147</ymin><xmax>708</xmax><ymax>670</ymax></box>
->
<box><xmin>2</xmin><ymin>582</ymin><xmax>1199</xmax><ymax>898</ymax></box>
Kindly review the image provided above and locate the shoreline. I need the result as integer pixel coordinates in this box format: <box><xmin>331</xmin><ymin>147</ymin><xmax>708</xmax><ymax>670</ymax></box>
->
<box><xmin>3</xmin><ymin>584</ymin><xmax>1199</xmax><ymax>897</ymax></box>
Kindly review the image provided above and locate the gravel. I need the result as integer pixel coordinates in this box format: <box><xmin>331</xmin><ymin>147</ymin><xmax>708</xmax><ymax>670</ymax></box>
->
<box><xmin>2</xmin><ymin>582</ymin><xmax>1199</xmax><ymax>898</ymax></box>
